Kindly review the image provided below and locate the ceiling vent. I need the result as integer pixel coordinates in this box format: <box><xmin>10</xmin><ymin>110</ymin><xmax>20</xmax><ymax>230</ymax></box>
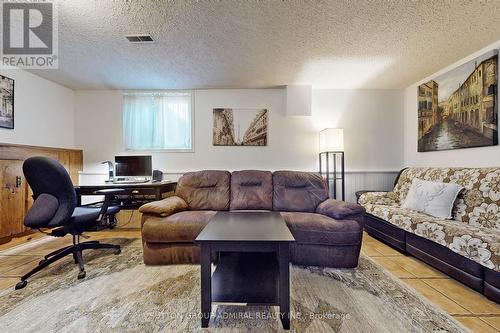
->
<box><xmin>125</xmin><ymin>34</ymin><xmax>155</xmax><ymax>43</ymax></box>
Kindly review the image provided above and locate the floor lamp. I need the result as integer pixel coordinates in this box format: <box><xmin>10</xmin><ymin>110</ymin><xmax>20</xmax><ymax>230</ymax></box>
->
<box><xmin>319</xmin><ymin>128</ymin><xmax>345</xmax><ymax>201</ymax></box>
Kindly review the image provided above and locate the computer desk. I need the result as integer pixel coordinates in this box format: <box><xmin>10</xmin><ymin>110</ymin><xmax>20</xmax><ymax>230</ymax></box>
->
<box><xmin>75</xmin><ymin>180</ymin><xmax>177</xmax><ymax>209</ymax></box>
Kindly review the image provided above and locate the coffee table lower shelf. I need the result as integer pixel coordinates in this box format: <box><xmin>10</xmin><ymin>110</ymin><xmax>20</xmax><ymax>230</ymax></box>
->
<box><xmin>212</xmin><ymin>252</ymin><xmax>279</xmax><ymax>305</ymax></box>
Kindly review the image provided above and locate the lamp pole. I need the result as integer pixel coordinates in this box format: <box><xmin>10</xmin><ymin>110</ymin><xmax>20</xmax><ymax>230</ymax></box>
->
<box><xmin>319</xmin><ymin>151</ymin><xmax>345</xmax><ymax>201</ymax></box>
<box><xmin>319</xmin><ymin>128</ymin><xmax>345</xmax><ymax>201</ymax></box>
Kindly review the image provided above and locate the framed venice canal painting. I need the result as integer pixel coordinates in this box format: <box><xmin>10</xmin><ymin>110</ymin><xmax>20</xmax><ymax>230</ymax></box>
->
<box><xmin>417</xmin><ymin>49</ymin><xmax>498</xmax><ymax>152</ymax></box>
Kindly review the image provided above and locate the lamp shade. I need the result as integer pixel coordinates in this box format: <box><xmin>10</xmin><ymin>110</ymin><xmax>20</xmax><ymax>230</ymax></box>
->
<box><xmin>319</xmin><ymin>128</ymin><xmax>344</xmax><ymax>152</ymax></box>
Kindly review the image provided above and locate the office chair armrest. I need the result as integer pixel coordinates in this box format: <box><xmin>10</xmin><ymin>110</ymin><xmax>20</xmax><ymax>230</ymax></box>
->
<box><xmin>95</xmin><ymin>189</ymin><xmax>125</xmax><ymax>222</ymax></box>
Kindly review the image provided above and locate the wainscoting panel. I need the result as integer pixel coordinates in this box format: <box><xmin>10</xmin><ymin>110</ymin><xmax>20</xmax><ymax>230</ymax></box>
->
<box><xmin>342</xmin><ymin>171</ymin><xmax>400</xmax><ymax>203</ymax></box>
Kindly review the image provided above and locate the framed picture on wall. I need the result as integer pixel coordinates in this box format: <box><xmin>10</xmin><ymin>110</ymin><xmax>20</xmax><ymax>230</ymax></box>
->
<box><xmin>212</xmin><ymin>108</ymin><xmax>268</xmax><ymax>146</ymax></box>
<box><xmin>0</xmin><ymin>75</ymin><xmax>14</xmax><ymax>130</ymax></box>
<box><xmin>417</xmin><ymin>49</ymin><xmax>498</xmax><ymax>152</ymax></box>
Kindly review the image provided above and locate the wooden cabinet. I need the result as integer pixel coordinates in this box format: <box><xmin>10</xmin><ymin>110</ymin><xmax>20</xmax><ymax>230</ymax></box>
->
<box><xmin>0</xmin><ymin>143</ymin><xmax>83</xmax><ymax>243</ymax></box>
<box><xmin>0</xmin><ymin>159</ymin><xmax>27</xmax><ymax>238</ymax></box>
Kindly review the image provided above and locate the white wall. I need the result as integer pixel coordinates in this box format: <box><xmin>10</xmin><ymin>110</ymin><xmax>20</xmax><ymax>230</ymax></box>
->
<box><xmin>313</xmin><ymin>89</ymin><xmax>404</xmax><ymax>171</ymax></box>
<box><xmin>75</xmin><ymin>88</ymin><xmax>403</xmax><ymax>174</ymax></box>
<box><xmin>404</xmin><ymin>40</ymin><xmax>500</xmax><ymax>167</ymax></box>
<box><xmin>0</xmin><ymin>69</ymin><xmax>75</xmax><ymax>148</ymax></box>
<box><xmin>76</xmin><ymin>89</ymin><xmax>311</xmax><ymax>173</ymax></box>
<box><xmin>75</xmin><ymin>88</ymin><xmax>403</xmax><ymax>202</ymax></box>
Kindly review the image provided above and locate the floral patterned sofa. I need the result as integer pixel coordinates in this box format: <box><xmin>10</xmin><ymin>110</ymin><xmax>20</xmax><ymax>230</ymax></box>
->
<box><xmin>359</xmin><ymin>167</ymin><xmax>500</xmax><ymax>303</ymax></box>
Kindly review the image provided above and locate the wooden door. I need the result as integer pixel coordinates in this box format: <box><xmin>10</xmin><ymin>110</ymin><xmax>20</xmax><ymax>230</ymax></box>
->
<box><xmin>68</xmin><ymin>150</ymin><xmax>82</xmax><ymax>185</ymax></box>
<box><xmin>0</xmin><ymin>159</ymin><xmax>27</xmax><ymax>238</ymax></box>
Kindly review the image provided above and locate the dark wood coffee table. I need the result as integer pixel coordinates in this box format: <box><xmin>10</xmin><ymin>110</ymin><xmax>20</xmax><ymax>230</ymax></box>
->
<box><xmin>195</xmin><ymin>211</ymin><xmax>295</xmax><ymax>330</ymax></box>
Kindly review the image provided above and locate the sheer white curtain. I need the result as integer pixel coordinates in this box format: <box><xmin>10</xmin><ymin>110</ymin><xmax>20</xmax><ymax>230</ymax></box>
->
<box><xmin>123</xmin><ymin>91</ymin><xmax>193</xmax><ymax>150</ymax></box>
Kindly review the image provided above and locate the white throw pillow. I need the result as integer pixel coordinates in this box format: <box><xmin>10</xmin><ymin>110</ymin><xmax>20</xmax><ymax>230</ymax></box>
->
<box><xmin>402</xmin><ymin>179</ymin><xmax>463</xmax><ymax>219</ymax></box>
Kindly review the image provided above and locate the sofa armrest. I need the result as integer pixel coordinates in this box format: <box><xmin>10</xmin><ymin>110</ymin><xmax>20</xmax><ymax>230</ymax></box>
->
<box><xmin>355</xmin><ymin>190</ymin><xmax>377</xmax><ymax>202</ymax></box>
<box><xmin>139</xmin><ymin>196</ymin><xmax>188</xmax><ymax>217</ymax></box>
<box><xmin>316</xmin><ymin>199</ymin><xmax>365</xmax><ymax>220</ymax></box>
<box><xmin>358</xmin><ymin>191</ymin><xmax>399</xmax><ymax>206</ymax></box>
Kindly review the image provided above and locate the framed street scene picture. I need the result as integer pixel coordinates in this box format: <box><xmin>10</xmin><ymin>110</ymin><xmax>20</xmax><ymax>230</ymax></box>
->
<box><xmin>213</xmin><ymin>108</ymin><xmax>268</xmax><ymax>146</ymax></box>
<box><xmin>0</xmin><ymin>75</ymin><xmax>14</xmax><ymax>129</ymax></box>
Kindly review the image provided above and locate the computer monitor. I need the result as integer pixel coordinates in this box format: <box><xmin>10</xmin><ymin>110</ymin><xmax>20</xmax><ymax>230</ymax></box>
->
<box><xmin>115</xmin><ymin>155</ymin><xmax>152</xmax><ymax>177</ymax></box>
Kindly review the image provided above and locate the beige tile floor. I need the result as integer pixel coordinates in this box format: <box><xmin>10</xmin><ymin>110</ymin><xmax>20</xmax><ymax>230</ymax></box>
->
<box><xmin>0</xmin><ymin>230</ymin><xmax>498</xmax><ymax>332</ymax></box>
<box><xmin>362</xmin><ymin>232</ymin><xmax>500</xmax><ymax>333</ymax></box>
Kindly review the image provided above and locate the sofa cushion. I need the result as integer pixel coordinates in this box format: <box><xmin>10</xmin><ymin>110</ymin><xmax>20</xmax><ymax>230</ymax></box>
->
<box><xmin>175</xmin><ymin>170</ymin><xmax>231</xmax><ymax>211</ymax></box>
<box><xmin>230</xmin><ymin>170</ymin><xmax>273</xmax><ymax>210</ymax></box>
<box><xmin>273</xmin><ymin>171</ymin><xmax>328</xmax><ymax>212</ymax></box>
<box><xmin>281</xmin><ymin>212</ymin><xmax>362</xmax><ymax>246</ymax></box>
<box><xmin>365</xmin><ymin>203</ymin><xmax>500</xmax><ymax>272</ymax></box>
<box><xmin>142</xmin><ymin>211</ymin><xmax>217</xmax><ymax>243</ymax></box>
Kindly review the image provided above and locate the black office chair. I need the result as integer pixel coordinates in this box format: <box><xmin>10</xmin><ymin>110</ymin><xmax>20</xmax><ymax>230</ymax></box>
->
<box><xmin>15</xmin><ymin>156</ymin><xmax>123</xmax><ymax>290</ymax></box>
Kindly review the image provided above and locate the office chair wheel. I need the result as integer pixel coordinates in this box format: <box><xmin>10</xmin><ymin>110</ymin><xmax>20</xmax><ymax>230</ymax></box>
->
<box><xmin>114</xmin><ymin>248</ymin><xmax>121</xmax><ymax>255</ymax></box>
<box><xmin>78</xmin><ymin>270</ymin><xmax>86</xmax><ymax>279</ymax></box>
<box><xmin>15</xmin><ymin>280</ymin><xmax>27</xmax><ymax>290</ymax></box>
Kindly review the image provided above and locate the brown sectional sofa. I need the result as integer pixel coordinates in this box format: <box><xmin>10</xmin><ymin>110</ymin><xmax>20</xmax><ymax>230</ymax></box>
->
<box><xmin>140</xmin><ymin>170</ymin><xmax>365</xmax><ymax>268</ymax></box>
<box><xmin>359</xmin><ymin>167</ymin><xmax>500</xmax><ymax>303</ymax></box>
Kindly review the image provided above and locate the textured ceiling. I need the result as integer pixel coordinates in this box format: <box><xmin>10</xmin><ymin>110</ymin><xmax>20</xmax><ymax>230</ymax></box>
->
<box><xmin>28</xmin><ymin>0</ymin><xmax>500</xmax><ymax>90</ymax></box>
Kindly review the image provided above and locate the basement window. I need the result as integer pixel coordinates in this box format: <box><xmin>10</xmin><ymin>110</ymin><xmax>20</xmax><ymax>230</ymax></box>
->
<box><xmin>123</xmin><ymin>91</ymin><xmax>193</xmax><ymax>151</ymax></box>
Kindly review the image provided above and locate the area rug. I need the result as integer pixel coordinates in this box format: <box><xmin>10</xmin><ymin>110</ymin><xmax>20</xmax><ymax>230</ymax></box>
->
<box><xmin>0</xmin><ymin>238</ymin><xmax>468</xmax><ymax>332</ymax></box>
